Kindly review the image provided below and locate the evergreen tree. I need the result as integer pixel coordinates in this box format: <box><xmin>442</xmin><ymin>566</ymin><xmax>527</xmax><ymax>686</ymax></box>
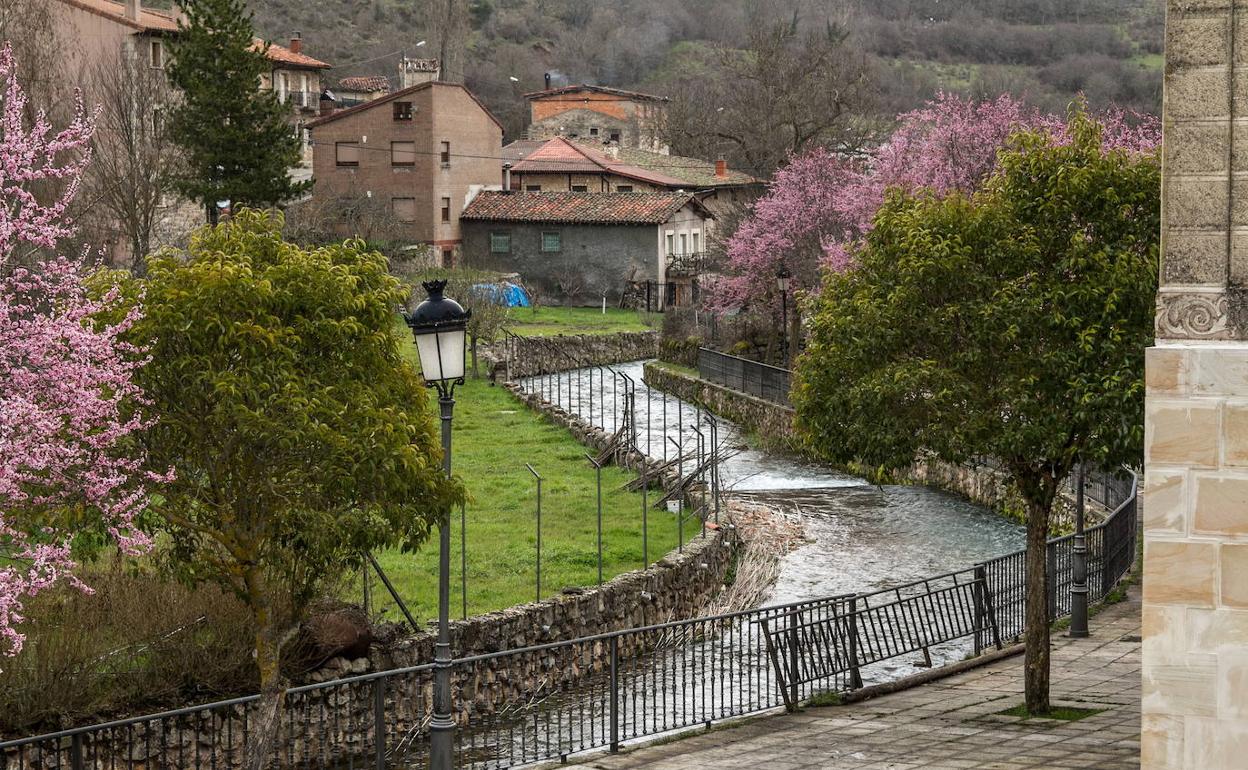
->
<box><xmin>166</xmin><ymin>0</ymin><xmax>308</xmax><ymax>220</ymax></box>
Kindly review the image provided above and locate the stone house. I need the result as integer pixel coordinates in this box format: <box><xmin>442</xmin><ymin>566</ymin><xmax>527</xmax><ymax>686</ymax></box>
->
<box><xmin>524</xmin><ymin>83</ymin><xmax>669</xmax><ymax>153</ymax></box>
<box><xmin>51</xmin><ymin>0</ymin><xmax>179</xmax><ymax>75</ymax></box>
<box><xmin>460</xmin><ymin>191</ymin><xmax>713</xmax><ymax>306</ymax></box>
<box><xmin>307</xmin><ymin>81</ymin><xmax>504</xmax><ymax>266</ymax></box>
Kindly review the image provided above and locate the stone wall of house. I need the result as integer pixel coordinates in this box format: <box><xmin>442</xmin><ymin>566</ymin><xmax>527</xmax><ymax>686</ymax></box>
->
<box><xmin>643</xmin><ymin>361</ymin><xmax>1102</xmax><ymax>532</ymax></box>
<box><xmin>481</xmin><ymin>330</ymin><xmax>659</xmax><ymax>380</ymax></box>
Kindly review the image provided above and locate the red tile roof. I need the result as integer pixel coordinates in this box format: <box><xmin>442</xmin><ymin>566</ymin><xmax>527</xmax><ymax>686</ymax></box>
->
<box><xmin>57</xmin><ymin>0</ymin><xmax>179</xmax><ymax>32</ymax></box>
<box><xmin>509</xmin><ymin>137</ymin><xmax>688</xmax><ymax>188</ymax></box>
<box><xmin>461</xmin><ymin>191</ymin><xmax>708</xmax><ymax>225</ymax></box>
<box><xmin>252</xmin><ymin>39</ymin><xmax>331</xmax><ymax>70</ymax></box>
<box><xmin>524</xmin><ymin>84</ymin><xmax>669</xmax><ymax>103</ymax></box>
<box><xmin>337</xmin><ymin>75</ymin><xmax>390</xmax><ymax>93</ymax></box>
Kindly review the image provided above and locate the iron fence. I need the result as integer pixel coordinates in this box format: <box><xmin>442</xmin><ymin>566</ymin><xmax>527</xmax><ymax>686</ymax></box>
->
<box><xmin>697</xmin><ymin>347</ymin><xmax>792</xmax><ymax>405</ymax></box>
<box><xmin>1</xmin><ymin>348</ymin><xmax>1140</xmax><ymax>769</ymax></box>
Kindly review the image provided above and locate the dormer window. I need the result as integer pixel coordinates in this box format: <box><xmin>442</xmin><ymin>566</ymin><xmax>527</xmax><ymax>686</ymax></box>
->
<box><xmin>393</xmin><ymin>101</ymin><xmax>413</xmax><ymax>121</ymax></box>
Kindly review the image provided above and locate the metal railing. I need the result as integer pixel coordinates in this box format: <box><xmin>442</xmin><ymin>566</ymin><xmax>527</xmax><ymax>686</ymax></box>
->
<box><xmin>1</xmin><ymin>348</ymin><xmax>1139</xmax><ymax>769</ymax></box>
<box><xmin>698</xmin><ymin>347</ymin><xmax>792</xmax><ymax>405</ymax></box>
<box><xmin>665</xmin><ymin>252</ymin><xmax>716</xmax><ymax>276</ymax></box>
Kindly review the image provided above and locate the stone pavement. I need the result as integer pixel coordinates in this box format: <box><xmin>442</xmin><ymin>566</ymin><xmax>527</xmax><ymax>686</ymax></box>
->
<box><xmin>586</xmin><ymin>587</ymin><xmax>1142</xmax><ymax>770</ymax></box>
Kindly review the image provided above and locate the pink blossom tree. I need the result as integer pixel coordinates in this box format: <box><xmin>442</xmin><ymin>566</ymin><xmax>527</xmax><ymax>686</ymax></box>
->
<box><xmin>714</xmin><ymin>93</ymin><xmax>1161</xmax><ymax>316</ymax></box>
<box><xmin>0</xmin><ymin>42</ymin><xmax>159</xmax><ymax>657</ymax></box>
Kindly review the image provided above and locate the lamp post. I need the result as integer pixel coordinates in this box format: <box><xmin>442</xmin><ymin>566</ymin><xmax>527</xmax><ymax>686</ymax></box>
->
<box><xmin>406</xmin><ymin>280</ymin><xmax>471</xmax><ymax>770</ymax></box>
<box><xmin>1069</xmin><ymin>461</ymin><xmax>1090</xmax><ymax>638</ymax></box>
<box><xmin>776</xmin><ymin>266</ymin><xmax>792</xmax><ymax>366</ymax></box>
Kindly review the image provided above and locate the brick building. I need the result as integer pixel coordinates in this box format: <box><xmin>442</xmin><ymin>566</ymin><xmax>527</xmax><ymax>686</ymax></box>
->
<box><xmin>524</xmin><ymin>83</ymin><xmax>669</xmax><ymax>153</ymax></box>
<box><xmin>307</xmin><ymin>81</ymin><xmax>504</xmax><ymax>265</ymax></box>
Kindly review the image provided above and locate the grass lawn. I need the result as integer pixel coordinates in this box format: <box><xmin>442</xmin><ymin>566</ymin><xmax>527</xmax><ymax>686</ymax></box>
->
<box><xmin>506</xmin><ymin>306</ymin><xmax>657</xmax><ymax>337</ymax></box>
<box><xmin>351</xmin><ymin>327</ymin><xmax>682</xmax><ymax>625</ymax></box>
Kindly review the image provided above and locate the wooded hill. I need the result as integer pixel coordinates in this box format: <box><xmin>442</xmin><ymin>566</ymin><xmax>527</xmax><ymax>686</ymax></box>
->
<box><xmin>247</xmin><ymin>0</ymin><xmax>1163</xmax><ymax>152</ymax></box>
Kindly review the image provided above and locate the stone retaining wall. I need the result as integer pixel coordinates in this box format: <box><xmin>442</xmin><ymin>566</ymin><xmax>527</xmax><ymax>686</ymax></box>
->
<box><xmin>643</xmin><ymin>361</ymin><xmax>1102</xmax><ymax>532</ymax></box>
<box><xmin>483</xmin><ymin>331</ymin><xmax>659</xmax><ymax>380</ymax></box>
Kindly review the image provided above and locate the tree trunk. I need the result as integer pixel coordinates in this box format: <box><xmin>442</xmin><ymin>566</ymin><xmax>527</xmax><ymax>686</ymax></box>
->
<box><xmin>244</xmin><ymin>569</ymin><xmax>288</xmax><ymax>770</ymax></box>
<box><xmin>1022</xmin><ymin>493</ymin><xmax>1052</xmax><ymax>715</ymax></box>
<box><xmin>471</xmin><ymin>334</ymin><xmax>479</xmax><ymax>379</ymax></box>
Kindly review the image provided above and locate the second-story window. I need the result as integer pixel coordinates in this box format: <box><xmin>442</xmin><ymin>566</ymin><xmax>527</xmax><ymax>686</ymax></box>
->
<box><xmin>616</xmin><ymin>185</ymin><xmax>633</xmax><ymax>192</ymax></box>
<box><xmin>692</xmin><ymin>232</ymin><xmax>700</xmax><ymax>253</ymax></box>
<box><xmin>335</xmin><ymin>142</ymin><xmax>361</xmax><ymax>167</ymax></box>
<box><xmin>571</xmin><ymin>185</ymin><xmax>588</xmax><ymax>192</ymax></box>
<box><xmin>441</xmin><ymin>196</ymin><xmax>451</xmax><ymax>223</ymax></box>
<box><xmin>440</xmin><ymin>141</ymin><xmax>451</xmax><ymax>166</ymax></box>
<box><xmin>526</xmin><ymin>185</ymin><xmax>542</xmax><ymax>192</ymax></box>
<box><xmin>149</xmin><ymin>39</ymin><xmax>164</xmax><ymax>69</ymax></box>
<box><xmin>391</xmin><ymin>141</ymin><xmax>416</xmax><ymax>167</ymax></box>
<box><xmin>541</xmin><ymin>231</ymin><xmax>562</xmax><ymax>253</ymax></box>
<box><xmin>393</xmin><ymin>101</ymin><xmax>413</xmax><ymax>121</ymax></box>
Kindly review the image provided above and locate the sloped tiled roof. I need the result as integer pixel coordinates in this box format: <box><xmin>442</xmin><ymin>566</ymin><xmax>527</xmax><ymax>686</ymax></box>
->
<box><xmin>252</xmin><ymin>39</ymin><xmax>331</xmax><ymax>69</ymax></box>
<box><xmin>462</xmin><ymin>192</ymin><xmax>706</xmax><ymax>225</ymax></box>
<box><xmin>307</xmin><ymin>81</ymin><xmax>504</xmax><ymax>131</ymax></box>
<box><xmin>592</xmin><ymin>144</ymin><xmax>760</xmax><ymax>188</ymax></box>
<box><xmin>57</xmin><ymin>0</ymin><xmax>179</xmax><ymax>32</ymax></box>
<box><xmin>337</xmin><ymin>75</ymin><xmax>390</xmax><ymax>93</ymax></box>
<box><xmin>507</xmin><ymin>137</ymin><xmax>688</xmax><ymax>188</ymax></box>
<box><xmin>524</xmin><ymin>84</ymin><xmax>669</xmax><ymax>103</ymax></box>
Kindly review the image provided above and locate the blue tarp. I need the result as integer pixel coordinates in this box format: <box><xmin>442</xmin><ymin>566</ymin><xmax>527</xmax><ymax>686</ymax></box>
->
<box><xmin>471</xmin><ymin>281</ymin><xmax>531</xmax><ymax>308</ymax></box>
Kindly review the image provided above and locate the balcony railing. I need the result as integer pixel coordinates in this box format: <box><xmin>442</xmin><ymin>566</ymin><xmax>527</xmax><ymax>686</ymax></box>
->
<box><xmin>665</xmin><ymin>251</ymin><xmax>716</xmax><ymax>275</ymax></box>
<box><xmin>275</xmin><ymin>90</ymin><xmax>322</xmax><ymax>110</ymax></box>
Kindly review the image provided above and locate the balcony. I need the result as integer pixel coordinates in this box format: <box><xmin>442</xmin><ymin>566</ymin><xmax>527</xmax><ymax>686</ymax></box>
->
<box><xmin>665</xmin><ymin>251</ymin><xmax>717</xmax><ymax>276</ymax></box>
<box><xmin>276</xmin><ymin>90</ymin><xmax>323</xmax><ymax>111</ymax></box>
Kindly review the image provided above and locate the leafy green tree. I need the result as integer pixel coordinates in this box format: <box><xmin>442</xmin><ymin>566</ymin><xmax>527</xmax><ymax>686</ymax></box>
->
<box><xmin>166</xmin><ymin>0</ymin><xmax>308</xmax><ymax>221</ymax></box>
<box><xmin>792</xmin><ymin>111</ymin><xmax>1158</xmax><ymax>714</ymax></box>
<box><xmin>126</xmin><ymin>210</ymin><xmax>459</xmax><ymax>764</ymax></box>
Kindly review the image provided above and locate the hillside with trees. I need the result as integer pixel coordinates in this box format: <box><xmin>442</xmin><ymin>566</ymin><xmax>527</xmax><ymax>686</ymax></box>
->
<box><xmin>246</xmin><ymin>0</ymin><xmax>1163</xmax><ymax>164</ymax></box>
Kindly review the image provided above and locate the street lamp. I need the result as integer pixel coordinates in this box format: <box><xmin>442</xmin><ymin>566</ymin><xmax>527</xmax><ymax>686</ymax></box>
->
<box><xmin>776</xmin><ymin>266</ymin><xmax>792</xmax><ymax>365</ymax></box>
<box><xmin>405</xmin><ymin>279</ymin><xmax>471</xmax><ymax>770</ymax></box>
<box><xmin>1069</xmin><ymin>461</ymin><xmax>1089</xmax><ymax>638</ymax></box>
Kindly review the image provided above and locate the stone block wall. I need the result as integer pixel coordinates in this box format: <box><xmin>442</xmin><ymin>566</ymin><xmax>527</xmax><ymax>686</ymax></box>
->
<box><xmin>1142</xmin><ymin>1</ymin><xmax>1248</xmax><ymax>765</ymax></box>
<box><xmin>483</xmin><ymin>330</ymin><xmax>659</xmax><ymax>380</ymax></box>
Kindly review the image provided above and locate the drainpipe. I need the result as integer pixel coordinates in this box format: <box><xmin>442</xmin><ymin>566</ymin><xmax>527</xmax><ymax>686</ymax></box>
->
<box><xmin>503</xmin><ymin>162</ymin><xmax>512</xmax><ymax>192</ymax></box>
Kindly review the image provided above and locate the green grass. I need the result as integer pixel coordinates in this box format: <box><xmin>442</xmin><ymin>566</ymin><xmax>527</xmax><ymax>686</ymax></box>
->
<box><xmin>507</xmin><ymin>306</ymin><xmax>656</xmax><ymax>337</ymax></box>
<box><xmin>352</xmin><ymin>329</ymin><xmax>682</xmax><ymax>624</ymax></box>
<box><xmin>997</xmin><ymin>704</ymin><xmax>1105</xmax><ymax>721</ymax></box>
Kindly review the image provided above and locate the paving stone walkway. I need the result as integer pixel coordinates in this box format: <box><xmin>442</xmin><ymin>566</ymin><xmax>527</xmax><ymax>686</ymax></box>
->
<box><xmin>586</xmin><ymin>586</ymin><xmax>1141</xmax><ymax>770</ymax></box>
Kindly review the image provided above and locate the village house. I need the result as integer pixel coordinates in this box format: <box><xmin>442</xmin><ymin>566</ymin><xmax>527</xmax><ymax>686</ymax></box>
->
<box><xmin>252</xmin><ymin>35</ymin><xmax>331</xmax><ymax>163</ymax></box>
<box><xmin>334</xmin><ymin>75</ymin><xmax>391</xmax><ymax>107</ymax></box>
<box><xmin>460</xmin><ymin>191</ymin><xmax>713</xmax><ymax>307</ymax></box>
<box><xmin>501</xmin><ymin>137</ymin><xmax>761</xmax><ymax>216</ymax></box>
<box><xmin>307</xmin><ymin>81</ymin><xmax>503</xmax><ymax>266</ymax></box>
<box><xmin>51</xmin><ymin>0</ymin><xmax>179</xmax><ymax>73</ymax></box>
<box><xmin>524</xmin><ymin>82</ymin><xmax>669</xmax><ymax>153</ymax></box>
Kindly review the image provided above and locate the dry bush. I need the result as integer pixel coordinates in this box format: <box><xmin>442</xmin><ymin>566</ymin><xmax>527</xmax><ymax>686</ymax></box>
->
<box><xmin>0</xmin><ymin>566</ymin><xmax>257</xmax><ymax>736</ymax></box>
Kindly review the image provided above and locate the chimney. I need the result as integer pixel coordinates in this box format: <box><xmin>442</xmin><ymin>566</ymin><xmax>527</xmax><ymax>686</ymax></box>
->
<box><xmin>715</xmin><ymin>157</ymin><xmax>728</xmax><ymax>179</ymax></box>
<box><xmin>289</xmin><ymin>34</ymin><xmax>303</xmax><ymax>55</ymax></box>
<box><xmin>400</xmin><ymin>57</ymin><xmax>440</xmax><ymax>89</ymax></box>
<box><xmin>124</xmin><ymin>0</ymin><xmax>140</xmax><ymax>22</ymax></box>
<box><xmin>544</xmin><ymin>72</ymin><xmax>552</xmax><ymax>90</ymax></box>
<box><xmin>319</xmin><ymin>92</ymin><xmax>334</xmax><ymax>117</ymax></box>
<box><xmin>503</xmin><ymin>163</ymin><xmax>513</xmax><ymax>192</ymax></box>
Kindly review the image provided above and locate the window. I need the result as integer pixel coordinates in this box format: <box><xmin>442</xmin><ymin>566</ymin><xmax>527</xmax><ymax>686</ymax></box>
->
<box><xmin>391</xmin><ymin>141</ymin><xmax>416</xmax><ymax>166</ymax></box>
<box><xmin>590</xmin><ymin>127</ymin><xmax>599</xmax><ymax>136</ymax></box>
<box><xmin>441</xmin><ymin>196</ymin><xmax>451</xmax><ymax>223</ymax></box>
<box><xmin>393</xmin><ymin>101</ymin><xmax>413</xmax><ymax>121</ymax></box>
<box><xmin>277</xmin><ymin>73</ymin><xmax>289</xmax><ymax>103</ymax></box>
<box><xmin>609</xmin><ymin>131</ymin><xmax>621</xmax><ymax>143</ymax></box>
<box><xmin>616</xmin><ymin>185</ymin><xmax>633</xmax><ymax>192</ymax></box>
<box><xmin>571</xmin><ymin>185</ymin><xmax>588</xmax><ymax>192</ymax></box>
<box><xmin>490</xmin><ymin>231</ymin><xmax>512</xmax><ymax>253</ymax></box>
<box><xmin>679</xmin><ymin>233</ymin><xmax>688</xmax><ymax>254</ymax></box>
<box><xmin>440</xmin><ymin>141</ymin><xmax>451</xmax><ymax>165</ymax></box>
<box><xmin>149</xmin><ymin>39</ymin><xmax>164</xmax><ymax>69</ymax></box>
<box><xmin>299</xmin><ymin>73</ymin><xmax>309</xmax><ymax>107</ymax></box>
<box><xmin>665</xmin><ymin>232</ymin><xmax>675</xmax><ymax>255</ymax></box>
<box><xmin>526</xmin><ymin>185</ymin><xmax>542</xmax><ymax>192</ymax></box>
<box><xmin>541</xmin><ymin>231</ymin><xmax>562</xmax><ymax>252</ymax></box>
<box><xmin>335</xmin><ymin>142</ymin><xmax>361</xmax><ymax>167</ymax></box>
<box><xmin>692</xmin><ymin>232</ymin><xmax>700</xmax><ymax>253</ymax></box>
<box><xmin>392</xmin><ymin>197</ymin><xmax>417</xmax><ymax>222</ymax></box>
<box><xmin>441</xmin><ymin>248</ymin><xmax>454</xmax><ymax>268</ymax></box>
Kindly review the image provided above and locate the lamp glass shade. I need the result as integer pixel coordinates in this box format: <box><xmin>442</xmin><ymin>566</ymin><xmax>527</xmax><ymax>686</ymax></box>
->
<box><xmin>415</xmin><ymin>327</ymin><xmax>466</xmax><ymax>383</ymax></box>
<box><xmin>776</xmin><ymin>267</ymin><xmax>792</xmax><ymax>293</ymax></box>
